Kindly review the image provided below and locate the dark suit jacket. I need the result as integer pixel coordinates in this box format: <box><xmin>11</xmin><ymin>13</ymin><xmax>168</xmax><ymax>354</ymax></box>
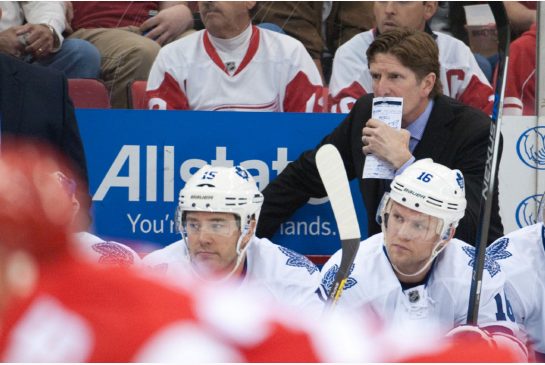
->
<box><xmin>0</xmin><ymin>53</ymin><xmax>91</xmax><ymax>223</ymax></box>
<box><xmin>256</xmin><ymin>93</ymin><xmax>503</xmax><ymax>245</ymax></box>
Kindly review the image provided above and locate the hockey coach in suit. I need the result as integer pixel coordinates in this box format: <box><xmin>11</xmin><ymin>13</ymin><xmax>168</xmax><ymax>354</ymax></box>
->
<box><xmin>256</xmin><ymin>28</ymin><xmax>503</xmax><ymax>246</ymax></box>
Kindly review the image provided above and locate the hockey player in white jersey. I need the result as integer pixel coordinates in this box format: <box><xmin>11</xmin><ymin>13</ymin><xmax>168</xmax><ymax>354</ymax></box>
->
<box><xmin>144</xmin><ymin>165</ymin><xmax>321</xmax><ymax>311</ymax></box>
<box><xmin>329</xmin><ymin>1</ymin><xmax>493</xmax><ymax>114</ymax></box>
<box><xmin>319</xmin><ymin>159</ymin><xmax>527</xmax><ymax>359</ymax></box>
<box><xmin>146</xmin><ymin>2</ymin><xmax>324</xmax><ymax>112</ymax></box>
<box><xmin>53</xmin><ymin>171</ymin><xmax>142</xmax><ymax>268</ymax></box>
<box><xmin>486</xmin><ymin>191</ymin><xmax>545</xmax><ymax>361</ymax></box>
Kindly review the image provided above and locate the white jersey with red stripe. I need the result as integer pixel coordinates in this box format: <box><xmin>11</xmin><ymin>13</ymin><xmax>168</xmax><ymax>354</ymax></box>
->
<box><xmin>74</xmin><ymin>231</ymin><xmax>142</xmax><ymax>268</ymax></box>
<box><xmin>319</xmin><ymin>233</ymin><xmax>519</xmax><ymax>336</ymax></box>
<box><xmin>143</xmin><ymin>236</ymin><xmax>322</xmax><ymax>311</ymax></box>
<box><xmin>487</xmin><ymin>223</ymin><xmax>545</xmax><ymax>360</ymax></box>
<box><xmin>146</xmin><ymin>25</ymin><xmax>324</xmax><ymax>112</ymax></box>
<box><xmin>329</xmin><ymin>29</ymin><xmax>493</xmax><ymax>114</ymax></box>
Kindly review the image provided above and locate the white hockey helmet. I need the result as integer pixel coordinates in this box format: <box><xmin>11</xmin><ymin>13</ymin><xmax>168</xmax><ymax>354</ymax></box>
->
<box><xmin>177</xmin><ymin>165</ymin><xmax>264</xmax><ymax>232</ymax></box>
<box><xmin>385</xmin><ymin>158</ymin><xmax>467</xmax><ymax>239</ymax></box>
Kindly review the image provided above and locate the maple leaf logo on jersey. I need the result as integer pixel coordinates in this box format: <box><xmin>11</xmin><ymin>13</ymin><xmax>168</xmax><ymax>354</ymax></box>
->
<box><xmin>278</xmin><ymin>246</ymin><xmax>318</xmax><ymax>274</ymax></box>
<box><xmin>320</xmin><ymin>264</ymin><xmax>357</xmax><ymax>297</ymax></box>
<box><xmin>92</xmin><ymin>242</ymin><xmax>135</xmax><ymax>268</ymax></box>
<box><xmin>462</xmin><ymin>238</ymin><xmax>512</xmax><ymax>278</ymax></box>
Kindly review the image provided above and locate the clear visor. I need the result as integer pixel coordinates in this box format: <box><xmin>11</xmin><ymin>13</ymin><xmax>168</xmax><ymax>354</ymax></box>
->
<box><xmin>182</xmin><ymin>216</ymin><xmax>241</xmax><ymax>238</ymax></box>
<box><xmin>383</xmin><ymin>200</ymin><xmax>444</xmax><ymax>242</ymax></box>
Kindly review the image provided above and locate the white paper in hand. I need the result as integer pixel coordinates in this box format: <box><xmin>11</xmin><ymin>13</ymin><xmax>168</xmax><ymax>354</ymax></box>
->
<box><xmin>362</xmin><ymin>97</ymin><xmax>403</xmax><ymax>179</ymax></box>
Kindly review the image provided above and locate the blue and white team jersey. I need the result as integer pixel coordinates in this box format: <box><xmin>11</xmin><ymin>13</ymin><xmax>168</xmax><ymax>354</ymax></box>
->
<box><xmin>143</xmin><ymin>236</ymin><xmax>322</xmax><ymax>311</ymax></box>
<box><xmin>487</xmin><ymin>223</ymin><xmax>545</xmax><ymax>359</ymax></box>
<box><xmin>319</xmin><ymin>233</ymin><xmax>519</xmax><ymax>334</ymax></box>
<box><xmin>74</xmin><ymin>231</ymin><xmax>142</xmax><ymax>268</ymax></box>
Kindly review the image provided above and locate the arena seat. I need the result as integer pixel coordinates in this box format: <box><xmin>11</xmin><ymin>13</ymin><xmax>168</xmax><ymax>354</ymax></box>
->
<box><xmin>68</xmin><ymin>78</ymin><xmax>111</xmax><ymax>109</ymax></box>
<box><xmin>128</xmin><ymin>80</ymin><xmax>149</xmax><ymax>109</ymax></box>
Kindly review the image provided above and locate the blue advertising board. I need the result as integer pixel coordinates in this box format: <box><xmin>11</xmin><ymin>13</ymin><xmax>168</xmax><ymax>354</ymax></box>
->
<box><xmin>77</xmin><ymin>110</ymin><xmax>368</xmax><ymax>255</ymax></box>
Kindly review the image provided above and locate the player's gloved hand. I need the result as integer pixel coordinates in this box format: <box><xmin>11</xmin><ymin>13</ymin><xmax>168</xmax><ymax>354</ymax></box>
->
<box><xmin>446</xmin><ymin>325</ymin><xmax>528</xmax><ymax>362</ymax></box>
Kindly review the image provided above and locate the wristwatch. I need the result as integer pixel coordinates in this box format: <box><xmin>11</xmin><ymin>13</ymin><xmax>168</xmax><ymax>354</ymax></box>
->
<box><xmin>41</xmin><ymin>23</ymin><xmax>61</xmax><ymax>49</ymax></box>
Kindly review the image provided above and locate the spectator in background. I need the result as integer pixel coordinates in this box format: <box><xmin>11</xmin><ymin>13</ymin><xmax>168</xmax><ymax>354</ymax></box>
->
<box><xmin>503</xmin><ymin>23</ymin><xmax>535</xmax><ymax>116</ymax></box>
<box><xmin>0</xmin><ymin>52</ymin><xmax>91</xmax><ymax>228</ymax></box>
<box><xmin>146</xmin><ymin>1</ymin><xmax>324</xmax><ymax>112</ymax></box>
<box><xmin>144</xmin><ymin>165</ymin><xmax>322</xmax><ymax>311</ymax></box>
<box><xmin>67</xmin><ymin>2</ymin><xmax>194</xmax><ymax>109</ymax></box>
<box><xmin>0</xmin><ymin>2</ymin><xmax>100</xmax><ymax>78</ymax></box>
<box><xmin>253</xmin><ymin>2</ymin><xmax>375</xmax><ymax>84</ymax></box>
<box><xmin>329</xmin><ymin>1</ymin><xmax>493</xmax><ymax>114</ymax></box>
<box><xmin>256</xmin><ymin>29</ymin><xmax>504</xmax><ymax>246</ymax></box>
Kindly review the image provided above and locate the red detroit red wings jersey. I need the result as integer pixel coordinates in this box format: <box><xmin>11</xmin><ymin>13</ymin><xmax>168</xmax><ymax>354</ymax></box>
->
<box><xmin>146</xmin><ymin>26</ymin><xmax>325</xmax><ymax>112</ymax></box>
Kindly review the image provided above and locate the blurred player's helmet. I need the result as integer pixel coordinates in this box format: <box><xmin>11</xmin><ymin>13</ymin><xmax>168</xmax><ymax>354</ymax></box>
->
<box><xmin>385</xmin><ymin>158</ymin><xmax>466</xmax><ymax>240</ymax></box>
<box><xmin>177</xmin><ymin>165</ymin><xmax>263</xmax><ymax>233</ymax></box>
<box><xmin>0</xmin><ymin>142</ymin><xmax>74</xmax><ymax>260</ymax></box>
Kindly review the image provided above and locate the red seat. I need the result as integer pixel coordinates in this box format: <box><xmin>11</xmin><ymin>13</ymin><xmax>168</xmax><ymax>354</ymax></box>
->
<box><xmin>68</xmin><ymin>79</ymin><xmax>111</xmax><ymax>109</ymax></box>
<box><xmin>128</xmin><ymin>80</ymin><xmax>149</xmax><ymax>109</ymax></box>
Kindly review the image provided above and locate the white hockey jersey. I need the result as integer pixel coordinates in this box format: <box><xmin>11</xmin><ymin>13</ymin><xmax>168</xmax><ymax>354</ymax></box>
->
<box><xmin>487</xmin><ymin>223</ymin><xmax>545</xmax><ymax>360</ymax></box>
<box><xmin>146</xmin><ymin>25</ymin><xmax>325</xmax><ymax>112</ymax></box>
<box><xmin>143</xmin><ymin>236</ymin><xmax>322</xmax><ymax>311</ymax></box>
<box><xmin>329</xmin><ymin>29</ymin><xmax>494</xmax><ymax>114</ymax></box>
<box><xmin>319</xmin><ymin>233</ymin><xmax>518</xmax><ymax>334</ymax></box>
<box><xmin>73</xmin><ymin>231</ymin><xmax>142</xmax><ymax>268</ymax></box>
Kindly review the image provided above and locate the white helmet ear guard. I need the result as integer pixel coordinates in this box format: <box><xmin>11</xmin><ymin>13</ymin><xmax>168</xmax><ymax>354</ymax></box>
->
<box><xmin>388</xmin><ymin>158</ymin><xmax>467</xmax><ymax>240</ymax></box>
<box><xmin>176</xmin><ymin>165</ymin><xmax>264</xmax><ymax>233</ymax></box>
<box><xmin>376</xmin><ymin>192</ymin><xmax>390</xmax><ymax>226</ymax></box>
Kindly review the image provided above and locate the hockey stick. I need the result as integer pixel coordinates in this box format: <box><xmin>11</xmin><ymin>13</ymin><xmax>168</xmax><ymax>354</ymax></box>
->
<box><xmin>316</xmin><ymin>144</ymin><xmax>361</xmax><ymax>311</ymax></box>
<box><xmin>467</xmin><ymin>2</ymin><xmax>510</xmax><ymax>325</ymax></box>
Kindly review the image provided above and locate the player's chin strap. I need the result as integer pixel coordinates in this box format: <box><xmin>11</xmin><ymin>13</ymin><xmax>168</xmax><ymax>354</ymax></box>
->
<box><xmin>182</xmin><ymin>228</ymin><xmax>251</xmax><ymax>284</ymax></box>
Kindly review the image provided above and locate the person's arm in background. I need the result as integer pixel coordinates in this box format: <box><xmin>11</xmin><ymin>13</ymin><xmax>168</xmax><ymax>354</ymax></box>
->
<box><xmin>504</xmin><ymin>1</ymin><xmax>536</xmax><ymax>37</ymax></box>
<box><xmin>140</xmin><ymin>2</ymin><xmax>194</xmax><ymax>46</ymax></box>
<box><xmin>18</xmin><ymin>1</ymin><xmax>65</xmax><ymax>58</ymax></box>
<box><xmin>0</xmin><ymin>5</ymin><xmax>26</xmax><ymax>58</ymax></box>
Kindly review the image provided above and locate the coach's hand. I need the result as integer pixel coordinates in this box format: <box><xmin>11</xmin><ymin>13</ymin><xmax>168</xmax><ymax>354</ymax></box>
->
<box><xmin>362</xmin><ymin>118</ymin><xmax>412</xmax><ymax>169</ymax></box>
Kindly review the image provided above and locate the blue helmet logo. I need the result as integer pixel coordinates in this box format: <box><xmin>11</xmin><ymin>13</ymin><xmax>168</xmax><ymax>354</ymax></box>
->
<box><xmin>516</xmin><ymin>127</ymin><xmax>545</xmax><ymax>169</ymax></box>
<box><xmin>515</xmin><ymin>194</ymin><xmax>542</xmax><ymax>228</ymax></box>
<box><xmin>456</xmin><ymin>171</ymin><xmax>464</xmax><ymax>191</ymax></box>
<box><xmin>234</xmin><ymin>165</ymin><xmax>250</xmax><ymax>181</ymax></box>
